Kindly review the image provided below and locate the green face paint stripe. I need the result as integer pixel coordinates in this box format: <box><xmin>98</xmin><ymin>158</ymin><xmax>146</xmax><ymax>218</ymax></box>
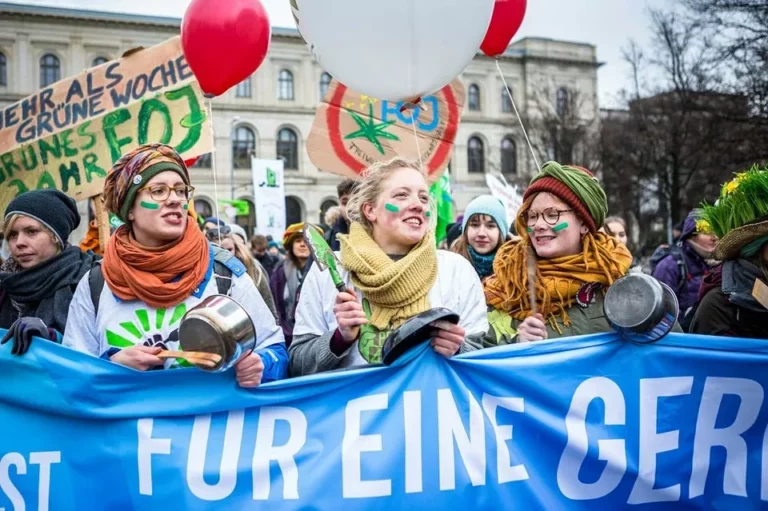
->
<box><xmin>425</xmin><ymin>210</ymin><xmax>431</xmax><ymax>218</ymax></box>
<box><xmin>526</xmin><ymin>227</ymin><xmax>533</xmax><ymax>233</ymax></box>
<box><xmin>139</xmin><ymin>201</ymin><xmax>160</xmax><ymax>210</ymax></box>
<box><xmin>385</xmin><ymin>203</ymin><xmax>400</xmax><ymax>213</ymax></box>
<box><xmin>183</xmin><ymin>203</ymin><xmax>189</xmax><ymax>210</ymax></box>
<box><xmin>552</xmin><ymin>222</ymin><xmax>569</xmax><ymax>232</ymax></box>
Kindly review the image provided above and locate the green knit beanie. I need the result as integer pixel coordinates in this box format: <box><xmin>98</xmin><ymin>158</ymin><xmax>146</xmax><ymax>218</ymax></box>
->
<box><xmin>118</xmin><ymin>162</ymin><xmax>189</xmax><ymax>222</ymax></box>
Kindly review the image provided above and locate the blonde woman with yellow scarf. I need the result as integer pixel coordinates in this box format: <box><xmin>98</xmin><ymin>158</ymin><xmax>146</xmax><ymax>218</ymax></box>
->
<box><xmin>289</xmin><ymin>158</ymin><xmax>489</xmax><ymax>376</ymax></box>
<box><xmin>484</xmin><ymin>162</ymin><xmax>633</xmax><ymax>344</ymax></box>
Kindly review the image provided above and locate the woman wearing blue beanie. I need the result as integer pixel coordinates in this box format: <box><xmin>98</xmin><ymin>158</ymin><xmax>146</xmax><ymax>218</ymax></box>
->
<box><xmin>452</xmin><ymin>195</ymin><xmax>509</xmax><ymax>280</ymax></box>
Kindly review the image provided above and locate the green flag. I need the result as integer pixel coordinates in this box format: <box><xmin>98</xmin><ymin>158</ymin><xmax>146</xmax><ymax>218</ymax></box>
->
<box><xmin>429</xmin><ymin>171</ymin><xmax>454</xmax><ymax>245</ymax></box>
<box><xmin>218</xmin><ymin>199</ymin><xmax>250</xmax><ymax>216</ymax></box>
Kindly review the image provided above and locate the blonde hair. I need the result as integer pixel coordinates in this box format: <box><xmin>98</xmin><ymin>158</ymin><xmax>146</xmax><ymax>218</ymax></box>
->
<box><xmin>324</xmin><ymin>205</ymin><xmax>342</xmax><ymax>226</ymax></box>
<box><xmin>3</xmin><ymin>214</ymin><xmax>62</xmax><ymax>253</ymax></box>
<box><xmin>346</xmin><ymin>157</ymin><xmax>435</xmax><ymax>233</ymax></box>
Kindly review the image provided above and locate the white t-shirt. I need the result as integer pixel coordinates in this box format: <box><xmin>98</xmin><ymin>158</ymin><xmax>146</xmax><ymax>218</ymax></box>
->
<box><xmin>63</xmin><ymin>257</ymin><xmax>284</xmax><ymax>368</ymax></box>
<box><xmin>293</xmin><ymin>250</ymin><xmax>489</xmax><ymax>369</ymax></box>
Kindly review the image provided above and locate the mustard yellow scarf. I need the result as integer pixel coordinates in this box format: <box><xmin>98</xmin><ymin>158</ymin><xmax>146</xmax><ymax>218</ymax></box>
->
<box><xmin>339</xmin><ymin>223</ymin><xmax>438</xmax><ymax>329</ymax></box>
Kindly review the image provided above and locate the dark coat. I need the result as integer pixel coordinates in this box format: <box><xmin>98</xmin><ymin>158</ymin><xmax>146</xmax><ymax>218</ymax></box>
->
<box><xmin>652</xmin><ymin>241</ymin><xmax>712</xmax><ymax>313</ymax></box>
<box><xmin>255</xmin><ymin>252</ymin><xmax>280</xmax><ymax>278</ymax></box>
<box><xmin>324</xmin><ymin>217</ymin><xmax>349</xmax><ymax>251</ymax></box>
<box><xmin>269</xmin><ymin>258</ymin><xmax>313</xmax><ymax>347</ymax></box>
<box><xmin>690</xmin><ymin>264</ymin><xmax>768</xmax><ymax>339</ymax></box>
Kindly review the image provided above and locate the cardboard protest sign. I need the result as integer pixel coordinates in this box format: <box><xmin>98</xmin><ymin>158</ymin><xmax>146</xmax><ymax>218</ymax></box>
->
<box><xmin>0</xmin><ymin>36</ymin><xmax>212</xmax><ymax>215</ymax></box>
<box><xmin>307</xmin><ymin>79</ymin><xmax>465</xmax><ymax>182</ymax></box>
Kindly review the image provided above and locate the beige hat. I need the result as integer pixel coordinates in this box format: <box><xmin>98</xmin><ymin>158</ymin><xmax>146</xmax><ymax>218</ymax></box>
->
<box><xmin>714</xmin><ymin>217</ymin><xmax>768</xmax><ymax>261</ymax></box>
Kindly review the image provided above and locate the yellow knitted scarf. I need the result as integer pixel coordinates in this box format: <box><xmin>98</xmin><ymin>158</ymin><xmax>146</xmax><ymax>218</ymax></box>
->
<box><xmin>484</xmin><ymin>232</ymin><xmax>632</xmax><ymax>330</ymax></box>
<box><xmin>339</xmin><ymin>222</ymin><xmax>438</xmax><ymax>330</ymax></box>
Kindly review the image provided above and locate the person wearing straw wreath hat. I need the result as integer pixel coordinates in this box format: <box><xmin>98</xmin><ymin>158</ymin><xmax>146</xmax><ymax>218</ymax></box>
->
<box><xmin>482</xmin><ymin>161</ymin><xmax>635</xmax><ymax>344</ymax></box>
<box><xmin>690</xmin><ymin>165</ymin><xmax>768</xmax><ymax>339</ymax></box>
<box><xmin>0</xmin><ymin>190</ymin><xmax>99</xmax><ymax>355</ymax></box>
<box><xmin>62</xmin><ymin>143</ymin><xmax>287</xmax><ymax>387</ymax></box>
<box><xmin>289</xmin><ymin>157</ymin><xmax>488</xmax><ymax>376</ymax></box>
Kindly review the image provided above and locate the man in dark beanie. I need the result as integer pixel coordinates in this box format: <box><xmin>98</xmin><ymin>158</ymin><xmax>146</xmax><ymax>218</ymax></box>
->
<box><xmin>0</xmin><ymin>189</ymin><xmax>99</xmax><ymax>355</ymax></box>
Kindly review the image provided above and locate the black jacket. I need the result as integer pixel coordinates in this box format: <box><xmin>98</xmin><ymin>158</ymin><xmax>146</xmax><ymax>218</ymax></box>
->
<box><xmin>255</xmin><ymin>252</ymin><xmax>280</xmax><ymax>278</ymax></box>
<box><xmin>325</xmin><ymin>217</ymin><xmax>349</xmax><ymax>251</ymax></box>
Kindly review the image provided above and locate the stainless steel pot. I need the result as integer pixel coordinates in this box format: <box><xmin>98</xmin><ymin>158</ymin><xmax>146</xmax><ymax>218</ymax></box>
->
<box><xmin>603</xmin><ymin>273</ymin><xmax>679</xmax><ymax>343</ymax></box>
<box><xmin>178</xmin><ymin>295</ymin><xmax>256</xmax><ymax>371</ymax></box>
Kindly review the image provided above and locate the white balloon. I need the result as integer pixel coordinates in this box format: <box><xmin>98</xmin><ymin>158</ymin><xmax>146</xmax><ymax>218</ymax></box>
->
<box><xmin>293</xmin><ymin>0</ymin><xmax>495</xmax><ymax>101</ymax></box>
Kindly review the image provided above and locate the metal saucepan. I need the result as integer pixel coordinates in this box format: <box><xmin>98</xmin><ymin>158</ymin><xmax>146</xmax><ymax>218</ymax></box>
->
<box><xmin>603</xmin><ymin>273</ymin><xmax>679</xmax><ymax>344</ymax></box>
<box><xmin>178</xmin><ymin>295</ymin><xmax>256</xmax><ymax>372</ymax></box>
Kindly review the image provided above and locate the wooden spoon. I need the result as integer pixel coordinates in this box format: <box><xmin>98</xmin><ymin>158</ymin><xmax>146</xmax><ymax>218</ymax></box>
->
<box><xmin>157</xmin><ymin>350</ymin><xmax>222</xmax><ymax>369</ymax></box>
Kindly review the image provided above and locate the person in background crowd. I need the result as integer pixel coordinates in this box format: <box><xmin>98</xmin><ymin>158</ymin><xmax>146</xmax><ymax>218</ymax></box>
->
<box><xmin>207</xmin><ymin>226</ymin><xmax>277</xmax><ymax>319</ymax></box>
<box><xmin>0</xmin><ymin>190</ymin><xmax>99</xmax><ymax>355</ymax></box>
<box><xmin>289</xmin><ymin>157</ymin><xmax>488</xmax><ymax>376</ymax></box>
<box><xmin>444</xmin><ymin>222</ymin><xmax>463</xmax><ymax>250</ymax></box>
<box><xmin>267</xmin><ymin>240</ymin><xmax>283</xmax><ymax>257</ymax></box>
<box><xmin>651</xmin><ymin>209</ymin><xmax>719</xmax><ymax>330</ymax></box>
<box><xmin>79</xmin><ymin>199</ymin><xmax>103</xmax><ymax>255</ymax></box>
<box><xmin>324</xmin><ymin>206</ymin><xmax>342</xmax><ymax>232</ymax></box>
<box><xmin>63</xmin><ymin>144</ymin><xmax>286</xmax><ymax>387</ymax></box>
<box><xmin>250</xmin><ymin>234</ymin><xmax>280</xmax><ymax>278</ymax></box>
<box><xmin>690</xmin><ymin>167</ymin><xmax>768</xmax><ymax>338</ymax></box>
<box><xmin>452</xmin><ymin>195</ymin><xmax>509</xmax><ymax>281</ymax></box>
<box><xmin>270</xmin><ymin>223</ymin><xmax>317</xmax><ymax>347</ymax></box>
<box><xmin>325</xmin><ymin>179</ymin><xmax>356</xmax><ymax>251</ymax></box>
<box><xmin>604</xmin><ymin>216</ymin><xmax>629</xmax><ymax>246</ymax></box>
<box><xmin>483</xmin><ymin>161</ymin><xmax>634</xmax><ymax>344</ymax></box>
<box><xmin>202</xmin><ymin>217</ymin><xmax>226</xmax><ymax>235</ymax></box>
<box><xmin>227</xmin><ymin>223</ymin><xmax>249</xmax><ymax>245</ymax></box>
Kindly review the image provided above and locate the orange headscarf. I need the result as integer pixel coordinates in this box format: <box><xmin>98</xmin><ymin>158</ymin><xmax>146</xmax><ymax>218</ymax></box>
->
<box><xmin>102</xmin><ymin>219</ymin><xmax>209</xmax><ymax>309</ymax></box>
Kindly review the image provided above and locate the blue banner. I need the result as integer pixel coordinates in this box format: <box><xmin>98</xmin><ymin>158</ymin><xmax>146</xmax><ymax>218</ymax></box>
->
<box><xmin>1</xmin><ymin>331</ymin><xmax>767</xmax><ymax>510</ymax></box>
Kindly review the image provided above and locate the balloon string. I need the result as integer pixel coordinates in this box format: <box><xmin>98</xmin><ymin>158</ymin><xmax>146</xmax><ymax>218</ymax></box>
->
<box><xmin>496</xmin><ymin>59</ymin><xmax>541</xmax><ymax>172</ymax></box>
<box><xmin>206</xmin><ymin>97</ymin><xmax>223</xmax><ymax>248</ymax></box>
<box><xmin>410</xmin><ymin>110</ymin><xmax>423</xmax><ymax>166</ymax></box>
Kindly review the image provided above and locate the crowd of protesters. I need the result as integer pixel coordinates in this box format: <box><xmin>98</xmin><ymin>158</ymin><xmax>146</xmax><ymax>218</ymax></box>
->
<box><xmin>1</xmin><ymin>142</ymin><xmax>766</xmax><ymax>387</ymax></box>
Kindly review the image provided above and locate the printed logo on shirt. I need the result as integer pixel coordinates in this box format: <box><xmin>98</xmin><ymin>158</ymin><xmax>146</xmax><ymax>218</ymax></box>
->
<box><xmin>104</xmin><ymin>303</ymin><xmax>185</xmax><ymax>345</ymax></box>
<box><xmin>358</xmin><ymin>299</ymin><xmax>391</xmax><ymax>364</ymax></box>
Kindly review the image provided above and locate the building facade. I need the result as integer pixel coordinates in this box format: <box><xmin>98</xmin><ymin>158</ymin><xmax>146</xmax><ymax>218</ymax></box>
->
<box><xmin>0</xmin><ymin>2</ymin><xmax>600</xmax><ymax>242</ymax></box>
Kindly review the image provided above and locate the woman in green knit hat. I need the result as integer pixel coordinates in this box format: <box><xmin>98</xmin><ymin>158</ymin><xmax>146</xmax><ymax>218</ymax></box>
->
<box><xmin>689</xmin><ymin>165</ymin><xmax>768</xmax><ymax>338</ymax></box>
<box><xmin>483</xmin><ymin>161</ymin><xmax>633</xmax><ymax>344</ymax></box>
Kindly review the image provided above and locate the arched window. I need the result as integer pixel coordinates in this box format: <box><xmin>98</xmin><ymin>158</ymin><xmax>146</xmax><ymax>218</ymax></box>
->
<box><xmin>194</xmin><ymin>198</ymin><xmax>214</xmax><ymax>220</ymax></box>
<box><xmin>232</xmin><ymin>126</ymin><xmax>256</xmax><ymax>169</ymax></box>
<box><xmin>278</xmin><ymin>69</ymin><xmax>294</xmax><ymax>100</ymax></box>
<box><xmin>40</xmin><ymin>53</ymin><xmax>60</xmax><ymax>87</ymax></box>
<box><xmin>285</xmin><ymin>196</ymin><xmax>303</xmax><ymax>225</ymax></box>
<box><xmin>276</xmin><ymin>128</ymin><xmax>298</xmax><ymax>170</ymax></box>
<box><xmin>556</xmin><ymin>87</ymin><xmax>569</xmax><ymax>117</ymax></box>
<box><xmin>320</xmin><ymin>72</ymin><xmax>332</xmax><ymax>99</ymax></box>
<box><xmin>468</xmin><ymin>84</ymin><xmax>481</xmax><ymax>111</ymax></box>
<box><xmin>320</xmin><ymin>198</ymin><xmax>339</xmax><ymax>225</ymax></box>
<box><xmin>501</xmin><ymin>137</ymin><xmax>517</xmax><ymax>176</ymax></box>
<box><xmin>0</xmin><ymin>52</ymin><xmax>6</xmax><ymax>86</ymax></box>
<box><xmin>467</xmin><ymin>137</ymin><xmax>485</xmax><ymax>174</ymax></box>
<box><xmin>236</xmin><ymin>76</ymin><xmax>252</xmax><ymax>98</ymax></box>
<box><xmin>235</xmin><ymin>199</ymin><xmax>256</xmax><ymax>237</ymax></box>
<box><xmin>92</xmin><ymin>56</ymin><xmax>108</xmax><ymax>67</ymax></box>
<box><xmin>501</xmin><ymin>86</ymin><xmax>513</xmax><ymax>113</ymax></box>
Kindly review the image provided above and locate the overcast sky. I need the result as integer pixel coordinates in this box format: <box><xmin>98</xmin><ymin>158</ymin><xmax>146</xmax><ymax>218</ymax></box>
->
<box><xmin>8</xmin><ymin>0</ymin><xmax>667</xmax><ymax>108</ymax></box>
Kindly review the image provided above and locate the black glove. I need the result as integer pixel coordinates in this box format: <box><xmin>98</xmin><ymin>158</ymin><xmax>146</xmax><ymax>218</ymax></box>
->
<box><xmin>1</xmin><ymin>318</ymin><xmax>54</xmax><ymax>356</ymax></box>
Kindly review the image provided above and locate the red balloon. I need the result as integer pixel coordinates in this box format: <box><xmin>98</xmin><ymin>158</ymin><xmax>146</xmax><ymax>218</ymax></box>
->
<box><xmin>181</xmin><ymin>0</ymin><xmax>271</xmax><ymax>97</ymax></box>
<box><xmin>480</xmin><ymin>0</ymin><xmax>527</xmax><ymax>57</ymax></box>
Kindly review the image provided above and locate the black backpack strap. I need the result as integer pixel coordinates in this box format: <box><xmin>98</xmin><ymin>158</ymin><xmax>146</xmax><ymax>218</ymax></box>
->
<box><xmin>89</xmin><ymin>261</ymin><xmax>105</xmax><ymax>316</ymax></box>
<box><xmin>213</xmin><ymin>261</ymin><xmax>232</xmax><ymax>295</ymax></box>
<box><xmin>671</xmin><ymin>244</ymin><xmax>689</xmax><ymax>292</ymax></box>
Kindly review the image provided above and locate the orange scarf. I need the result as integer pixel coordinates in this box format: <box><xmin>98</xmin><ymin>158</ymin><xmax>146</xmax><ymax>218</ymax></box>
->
<box><xmin>102</xmin><ymin>219</ymin><xmax>210</xmax><ymax>309</ymax></box>
<box><xmin>79</xmin><ymin>221</ymin><xmax>102</xmax><ymax>255</ymax></box>
<box><xmin>484</xmin><ymin>233</ymin><xmax>632</xmax><ymax>329</ymax></box>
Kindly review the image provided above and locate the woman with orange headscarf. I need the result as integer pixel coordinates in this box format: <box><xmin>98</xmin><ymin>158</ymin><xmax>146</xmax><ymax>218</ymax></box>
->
<box><xmin>63</xmin><ymin>144</ymin><xmax>286</xmax><ymax>387</ymax></box>
<box><xmin>483</xmin><ymin>161</ymin><xmax>633</xmax><ymax>344</ymax></box>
